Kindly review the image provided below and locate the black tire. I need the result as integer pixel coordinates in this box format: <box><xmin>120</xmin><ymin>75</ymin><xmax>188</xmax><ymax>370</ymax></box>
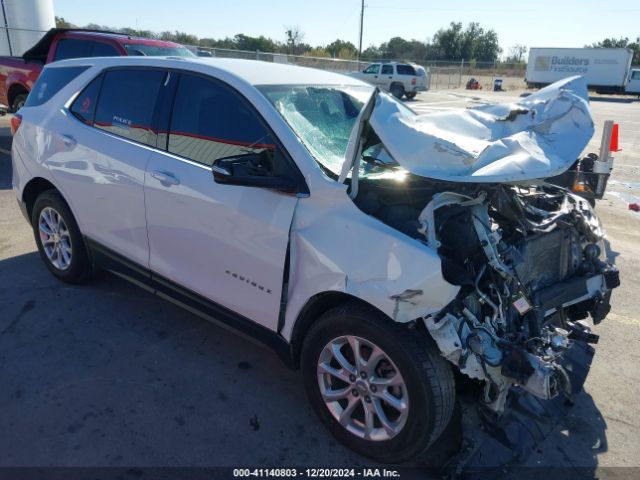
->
<box><xmin>12</xmin><ymin>93</ymin><xmax>27</xmax><ymax>112</ymax></box>
<box><xmin>301</xmin><ymin>302</ymin><xmax>455</xmax><ymax>463</ymax></box>
<box><xmin>32</xmin><ymin>190</ymin><xmax>93</xmax><ymax>284</ymax></box>
<box><xmin>390</xmin><ymin>83</ymin><xmax>405</xmax><ymax>99</ymax></box>
<box><xmin>405</xmin><ymin>92</ymin><xmax>417</xmax><ymax>100</ymax></box>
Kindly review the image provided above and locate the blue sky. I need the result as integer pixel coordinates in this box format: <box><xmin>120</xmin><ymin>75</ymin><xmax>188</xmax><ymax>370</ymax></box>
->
<box><xmin>53</xmin><ymin>0</ymin><xmax>639</xmax><ymax>54</ymax></box>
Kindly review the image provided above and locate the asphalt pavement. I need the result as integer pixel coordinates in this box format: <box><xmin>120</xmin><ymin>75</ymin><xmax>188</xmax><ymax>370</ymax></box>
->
<box><xmin>0</xmin><ymin>90</ymin><xmax>638</xmax><ymax>475</ymax></box>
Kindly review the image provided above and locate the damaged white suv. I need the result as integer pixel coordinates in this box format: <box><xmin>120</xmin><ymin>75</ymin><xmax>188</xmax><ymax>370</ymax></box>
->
<box><xmin>12</xmin><ymin>56</ymin><xmax>618</xmax><ymax>463</ymax></box>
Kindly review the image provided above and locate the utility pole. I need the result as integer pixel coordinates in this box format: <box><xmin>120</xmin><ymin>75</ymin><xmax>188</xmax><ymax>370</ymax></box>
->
<box><xmin>358</xmin><ymin>0</ymin><xmax>365</xmax><ymax>61</ymax></box>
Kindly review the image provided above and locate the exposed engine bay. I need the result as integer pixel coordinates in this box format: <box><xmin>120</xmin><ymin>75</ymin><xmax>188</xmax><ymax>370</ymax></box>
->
<box><xmin>355</xmin><ymin>177</ymin><xmax>620</xmax><ymax>413</ymax></box>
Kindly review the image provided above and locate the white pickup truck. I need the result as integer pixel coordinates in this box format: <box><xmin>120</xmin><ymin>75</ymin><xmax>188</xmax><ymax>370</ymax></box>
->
<box><xmin>349</xmin><ymin>62</ymin><xmax>429</xmax><ymax>99</ymax></box>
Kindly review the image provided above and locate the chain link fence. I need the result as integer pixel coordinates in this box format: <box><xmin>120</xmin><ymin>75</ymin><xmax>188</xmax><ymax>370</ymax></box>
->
<box><xmin>189</xmin><ymin>45</ymin><xmax>528</xmax><ymax>91</ymax></box>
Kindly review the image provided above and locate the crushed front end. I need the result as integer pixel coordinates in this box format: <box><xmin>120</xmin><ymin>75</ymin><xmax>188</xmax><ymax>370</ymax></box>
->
<box><xmin>419</xmin><ymin>183</ymin><xmax>619</xmax><ymax>413</ymax></box>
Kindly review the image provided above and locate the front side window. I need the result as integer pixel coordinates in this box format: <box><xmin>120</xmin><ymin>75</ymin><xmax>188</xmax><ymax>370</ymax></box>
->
<box><xmin>363</xmin><ymin>64</ymin><xmax>380</xmax><ymax>74</ymax></box>
<box><xmin>53</xmin><ymin>38</ymin><xmax>91</xmax><ymax>61</ymax></box>
<box><xmin>93</xmin><ymin>69</ymin><xmax>166</xmax><ymax>146</ymax></box>
<box><xmin>25</xmin><ymin>66</ymin><xmax>89</xmax><ymax>107</ymax></box>
<box><xmin>631</xmin><ymin>70</ymin><xmax>640</xmax><ymax>80</ymax></box>
<box><xmin>168</xmin><ymin>74</ymin><xmax>275</xmax><ymax>166</ymax></box>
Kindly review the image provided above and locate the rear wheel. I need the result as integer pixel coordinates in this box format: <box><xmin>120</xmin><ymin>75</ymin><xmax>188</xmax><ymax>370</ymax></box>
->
<box><xmin>390</xmin><ymin>83</ymin><xmax>405</xmax><ymax>99</ymax></box>
<box><xmin>12</xmin><ymin>93</ymin><xmax>27</xmax><ymax>112</ymax></box>
<box><xmin>301</xmin><ymin>302</ymin><xmax>455</xmax><ymax>463</ymax></box>
<box><xmin>32</xmin><ymin>190</ymin><xmax>93</xmax><ymax>284</ymax></box>
<box><xmin>405</xmin><ymin>92</ymin><xmax>417</xmax><ymax>100</ymax></box>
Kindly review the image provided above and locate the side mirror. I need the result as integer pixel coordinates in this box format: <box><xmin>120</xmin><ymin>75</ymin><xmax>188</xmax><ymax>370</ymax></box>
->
<box><xmin>212</xmin><ymin>151</ymin><xmax>299</xmax><ymax>193</ymax></box>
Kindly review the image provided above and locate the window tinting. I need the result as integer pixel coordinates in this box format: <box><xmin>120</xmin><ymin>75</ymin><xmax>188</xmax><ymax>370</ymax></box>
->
<box><xmin>93</xmin><ymin>69</ymin><xmax>165</xmax><ymax>146</ymax></box>
<box><xmin>363</xmin><ymin>64</ymin><xmax>380</xmax><ymax>74</ymax></box>
<box><xmin>90</xmin><ymin>41</ymin><xmax>119</xmax><ymax>57</ymax></box>
<box><xmin>381</xmin><ymin>65</ymin><xmax>393</xmax><ymax>75</ymax></box>
<box><xmin>70</xmin><ymin>74</ymin><xmax>102</xmax><ymax>124</ymax></box>
<box><xmin>124</xmin><ymin>44</ymin><xmax>195</xmax><ymax>57</ymax></box>
<box><xmin>53</xmin><ymin>39</ymin><xmax>91</xmax><ymax>61</ymax></box>
<box><xmin>24</xmin><ymin>66</ymin><xmax>89</xmax><ymax>107</ymax></box>
<box><xmin>168</xmin><ymin>74</ymin><xmax>274</xmax><ymax>166</ymax></box>
<box><xmin>396</xmin><ymin>64</ymin><xmax>416</xmax><ymax>76</ymax></box>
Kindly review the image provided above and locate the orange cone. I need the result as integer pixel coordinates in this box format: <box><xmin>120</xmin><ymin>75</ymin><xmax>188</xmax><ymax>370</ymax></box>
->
<box><xmin>610</xmin><ymin>123</ymin><xmax>621</xmax><ymax>152</ymax></box>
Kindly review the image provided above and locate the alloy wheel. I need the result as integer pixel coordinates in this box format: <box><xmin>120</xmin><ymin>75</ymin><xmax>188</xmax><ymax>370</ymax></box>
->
<box><xmin>317</xmin><ymin>335</ymin><xmax>409</xmax><ymax>441</ymax></box>
<box><xmin>38</xmin><ymin>206</ymin><xmax>73</xmax><ymax>270</ymax></box>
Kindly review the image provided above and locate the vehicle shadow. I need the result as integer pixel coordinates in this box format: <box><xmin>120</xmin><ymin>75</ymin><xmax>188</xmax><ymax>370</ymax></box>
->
<box><xmin>0</xmin><ymin>251</ymin><xmax>611</xmax><ymax>473</ymax></box>
<box><xmin>0</xmin><ymin>251</ymin><xmax>373</xmax><ymax>467</ymax></box>
<box><xmin>589</xmin><ymin>96</ymin><xmax>639</xmax><ymax>104</ymax></box>
<box><xmin>0</xmin><ymin>131</ymin><xmax>13</xmax><ymax>190</ymax></box>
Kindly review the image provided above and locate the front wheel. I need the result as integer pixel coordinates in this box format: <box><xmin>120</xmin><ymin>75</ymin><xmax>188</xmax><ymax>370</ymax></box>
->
<box><xmin>301</xmin><ymin>302</ymin><xmax>455</xmax><ymax>463</ymax></box>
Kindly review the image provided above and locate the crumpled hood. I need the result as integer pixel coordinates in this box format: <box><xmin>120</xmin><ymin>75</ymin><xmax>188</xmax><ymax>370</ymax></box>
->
<box><xmin>369</xmin><ymin>76</ymin><xmax>594</xmax><ymax>183</ymax></box>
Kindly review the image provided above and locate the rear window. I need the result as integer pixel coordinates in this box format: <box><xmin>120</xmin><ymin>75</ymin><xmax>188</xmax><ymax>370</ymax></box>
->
<box><xmin>93</xmin><ymin>69</ymin><xmax>166</xmax><ymax>146</ymax></box>
<box><xmin>24</xmin><ymin>66</ymin><xmax>89</xmax><ymax>107</ymax></box>
<box><xmin>396</xmin><ymin>64</ymin><xmax>416</xmax><ymax>76</ymax></box>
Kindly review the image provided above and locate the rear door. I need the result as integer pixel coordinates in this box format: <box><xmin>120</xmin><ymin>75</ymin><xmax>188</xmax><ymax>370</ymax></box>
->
<box><xmin>143</xmin><ymin>72</ymin><xmax>300</xmax><ymax>330</ymax></box>
<box><xmin>59</xmin><ymin>67</ymin><xmax>166</xmax><ymax>266</ymax></box>
<box><xmin>380</xmin><ymin>64</ymin><xmax>394</xmax><ymax>89</ymax></box>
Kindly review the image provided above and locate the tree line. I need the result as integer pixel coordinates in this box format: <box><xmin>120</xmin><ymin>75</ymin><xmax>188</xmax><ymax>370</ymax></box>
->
<box><xmin>56</xmin><ymin>17</ymin><xmax>503</xmax><ymax>63</ymax></box>
<box><xmin>55</xmin><ymin>17</ymin><xmax>639</xmax><ymax>66</ymax></box>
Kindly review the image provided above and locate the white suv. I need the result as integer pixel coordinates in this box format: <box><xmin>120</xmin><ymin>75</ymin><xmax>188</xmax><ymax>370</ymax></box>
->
<box><xmin>349</xmin><ymin>62</ymin><xmax>428</xmax><ymax>99</ymax></box>
<box><xmin>12</xmin><ymin>57</ymin><xmax>617</xmax><ymax>463</ymax></box>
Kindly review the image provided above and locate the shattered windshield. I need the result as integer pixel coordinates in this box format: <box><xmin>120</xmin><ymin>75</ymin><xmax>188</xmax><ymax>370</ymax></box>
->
<box><xmin>259</xmin><ymin>84</ymin><xmax>390</xmax><ymax>177</ymax></box>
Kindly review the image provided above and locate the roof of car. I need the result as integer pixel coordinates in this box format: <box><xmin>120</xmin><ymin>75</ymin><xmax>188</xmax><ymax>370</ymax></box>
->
<box><xmin>23</xmin><ymin>29</ymin><xmax>184</xmax><ymax>61</ymax></box>
<box><xmin>52</xmin><ymin>56</ymin><xmax>369</xmax><ymax>87</ymax></box>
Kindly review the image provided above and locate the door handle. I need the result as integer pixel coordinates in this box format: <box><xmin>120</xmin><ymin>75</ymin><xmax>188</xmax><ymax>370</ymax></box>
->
<box><xmin>151</xmin><ymin>170</ymin><xmax>180</xmax><ymax>187</ymax></box>
<box><xmin>60</xmin><ymin>134</ymin><xmax>76</xmax><ymax>147</ymax></box>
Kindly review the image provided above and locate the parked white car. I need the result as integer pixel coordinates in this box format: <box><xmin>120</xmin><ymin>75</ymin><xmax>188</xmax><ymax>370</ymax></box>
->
<box><xmin>349</xmin><ymin>61</ymin><xmax>428</xmax><ymax>99</ymax></box>
<box><xmin>12</xmin><ymin>57</ymin><xmax>618</xmax><ymax>462</ymax></box>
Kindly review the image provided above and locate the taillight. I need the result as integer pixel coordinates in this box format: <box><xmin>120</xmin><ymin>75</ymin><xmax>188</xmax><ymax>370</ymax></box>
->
<box><xmin>10</xmin><ymin>113</ymin><xmax>22</xmax><ymax>136</ymax></box>
<box><xmin>412</xmin><ymin>77</ymin><xmax>416</xmax><ymax>86</ymax></box>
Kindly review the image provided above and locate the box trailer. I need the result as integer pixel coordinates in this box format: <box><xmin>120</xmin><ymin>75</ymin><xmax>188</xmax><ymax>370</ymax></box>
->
<box><xmin>525</xmin><ymin>47</ymin><xmax>640</xmax><ymax>94</ymax></box>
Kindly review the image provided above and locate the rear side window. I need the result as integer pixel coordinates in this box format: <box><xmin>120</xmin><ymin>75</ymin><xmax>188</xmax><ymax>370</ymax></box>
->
<box><xmin>70</xmin><ymin>74</ymin><xmax>102</xmax><ymax>124</ymax></box>
<box><xmin>93</xmin><ymin>69</ymin><xmax>165</xmax><ymax>146</ymax></box>
<box><xmin>167</xmin><ymin>74</ymin><xmax>275</xmax><ymax>166</ymax></box>
<box><xmin>53</xmin><ymin>39</ymin><xmax>91</xmax><ymax>61</ymax></box>
<box><xmin>396</xmin><ymin>64</ymin><xmax>416</xmax><ymax>76</ymax></box>
<box><xmin>381</xmin><ymin>65</ymin><xmax>393</xmax><ymax>74</ymax></box>
<box><xmin>90</xmin><ymin>41</ymin><xmax>119</xmax><ymax>57</ymax></box>
<box><xmin>24</xmin><ymin>66</ymin><xmax>89</xmax><ymax>107</ymax></box>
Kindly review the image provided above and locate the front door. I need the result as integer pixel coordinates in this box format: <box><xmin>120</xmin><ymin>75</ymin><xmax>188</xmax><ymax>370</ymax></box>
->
<box><xmin>144</xmin><ymin>72</ymin><xmax>299</xmax><ymax>331</ymax></box>
<box><xmin>627</xmin><ymin>69</ymin><xmax>640</xmax><ymax>94</ymax></box>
